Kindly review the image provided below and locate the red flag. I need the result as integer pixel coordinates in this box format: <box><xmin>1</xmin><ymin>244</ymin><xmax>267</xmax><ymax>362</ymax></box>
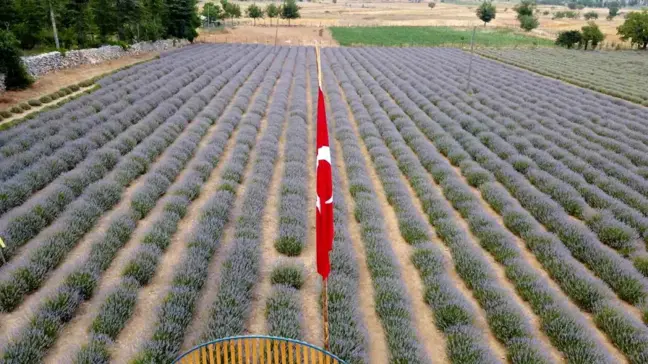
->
<box><xmin>316</xmin><ymin>87</ymin><xmax>334</xmax><ymax>280</ymax></box>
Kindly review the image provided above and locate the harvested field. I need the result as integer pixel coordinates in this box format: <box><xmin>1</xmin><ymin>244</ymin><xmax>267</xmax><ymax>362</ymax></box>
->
<box><xmin>1</xmin><ymin>43</ymin><xmax>648</xmax><ymax>364</ymax></box>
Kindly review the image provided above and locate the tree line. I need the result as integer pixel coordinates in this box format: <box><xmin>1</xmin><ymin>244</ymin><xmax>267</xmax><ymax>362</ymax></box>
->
<box><xmin>202</xmin><ymin>0</ymin><xmax>301</xmax><ymax>27</ymax></box>
<box><xmin>0</xmin><ymin>0</ymin><xmax>201</xmax><ymax>51</ymax></box>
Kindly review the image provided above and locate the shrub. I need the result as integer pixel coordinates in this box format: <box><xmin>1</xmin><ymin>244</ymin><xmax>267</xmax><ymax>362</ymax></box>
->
<box><xmin>0</xmin><ymin>30</ymin><xmax>34</xmax><ymax>90</ymax></box>
<box><xmin>428</xmin><ymin>2</ymin><xmax>436</xmax><ymax>8</ymax></box>
<box><xmin>0</xmin><ymin>110</ymin><xmax>12</xmax><ymax>118</ymax></box>
<box><xmin>519</xmin><ymin>15</ymin><xmax>539</xmax><ymax>31</ymax></box>
<box><xmin>556</xmin><ymin>30</ymin><xmax>583</xmax><ymax>48</ymax></box>
<box><xmin>584</xmin><ymin>11</ymin><xmax>598</xmax><ymax>20</ymax></box>
<box><xmin>20</xmin><ymin>103</ymin><xmax>32</xmax><ymax>111</ymax></box>
<box><xmin>69</xmin><ymin>84</ymin><xmax>81</xmax><ymax>92</ymax></box>
<box><xmin>39</xmin><ymin>95</ymin><xmax>53</xmax><ymax>103</ymax></box>
<box><xmin>28</xmin><ymin>99</ymin><xmax>42</xmax><ymax>107</ymax></box>
<box><xmin>10</xmin><ymin>106</ymin><xmax>23</xmax><ymax>114</ymax></box>
<box><xmin>270</xmin><ymin>263</ymin><xmax>305</xmax><ymax>289</ymax></box>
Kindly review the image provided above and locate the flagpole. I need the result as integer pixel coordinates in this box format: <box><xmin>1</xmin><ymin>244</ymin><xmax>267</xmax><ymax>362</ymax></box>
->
<box><xmin>315</xmin><ymin>43</ymin><xmax>330</xmax><ymax>352</ymax></box>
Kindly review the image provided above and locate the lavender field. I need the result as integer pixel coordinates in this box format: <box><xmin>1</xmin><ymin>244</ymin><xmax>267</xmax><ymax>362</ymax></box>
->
<box><xmin>1</xmin><ymin>43</ymin><xmax>648</xmax><ymax>364</ymax></box>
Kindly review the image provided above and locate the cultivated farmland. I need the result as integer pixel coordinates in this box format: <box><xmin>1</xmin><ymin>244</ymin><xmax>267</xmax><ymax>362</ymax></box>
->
<box><xmin>478</xmin><ymin>48</ymin><xmax>648</xmax><ymax>106</ymax></box>
<box><xmin>1</xmin><ymin>43</ymin><xmax>648</xmax><ymax>364</ymax></box>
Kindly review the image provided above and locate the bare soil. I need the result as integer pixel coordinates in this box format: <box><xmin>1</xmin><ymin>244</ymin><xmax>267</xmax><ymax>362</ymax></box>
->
<box><xmin>198</xmin><ymin>26</ymin><xmax>338</xmax><ymax>47</ymax></box>
<box><xmin>0</xmin><ymin>52</ymin><xmax>157</xmax><ymax>110</ymax></box>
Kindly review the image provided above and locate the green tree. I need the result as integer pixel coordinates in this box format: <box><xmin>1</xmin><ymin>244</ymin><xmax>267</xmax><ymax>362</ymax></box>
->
<box><xmin>246</xmin><ymin>3</ymin><xmax>263</xmax><ymax>26</ymax></box>
<box><xmin>61</xmin><ymin>0</ymin><xmax>93</xmax><ymax>47</ymax></box>
<box><xmin>265</xmin><ymin>3</ymin><xmax>279</xmax><ymax>25</ymax></box>
<box><xmin>567</xmin><ymin>2</ymin><xmax>577</xmax><ymax>9</ymax></box>
<box><xmin>514</xmin><ymin>0</ymin><xmax>535</xmax><ymax>18</ymax></box>
<box><xmin>91</xmin><ymin>0</ymin><xmax>116</xmax><ymax>42</ymax></box>
<box><xmin>607</xmin><ymin>1</ymin><xmax>619</xmax><ymax>19</ymax></box>
<box><xmin>476</xmin><ymin>1</ymin><xmax>496</xmax><ymax>26</ymax></box>
<box><xmin>221</xmin><ymin>0</ymin><xmax>241</xmax><ymax>26</ymax></box>
<box><xmin>519</xmin><ymin>15</ymin><xmax>539</xmax><ymax>31</ymax></box>
<box><xmin>555</xmin><ymin>29</ymin><xmax>582</xmax><ymax>48</ymax></box>
<box><xmin>12</xmin><ymin>0</ymin><xmax>47</xmax><ymax>49</ymax></box>
<box><xmin>617</xmin><ymin>10</ymin><xmax>648</xmax><ymax>49</ymax></box>
<box><xmin>280</xmin><ymin>0</ymin><xmax>300</xmax><ymax>26</ymax></box>
<box><xmin>514</xmin><ymin>0</ymin><xmax>538</xmax><ymax>31</ymax></box>
<box><xmin>584</xmin><ymin>11</ymin><xmax>598</xmax><ymax>20</ymax></box>
<box><xmin>581</xmin><ymin>21</ymin><xmax>605</xmax><ymax>49</ymax></box>
<box><xmin>202</xmin><ymin>2</ymin><xmax>223</xmax><ymax>25</ymax></box>
<box><xmin>0</xmin><ymin>30</ymin><xmax>33</xmax><ymax>90</ymax></box>
<box><xmin>141</xmin><ymin>0</ymin><xmax>167</xmax><ymax>41</ymax></box>
<box><xmin>167</xmin><ymin>0</ymin><xmax>200</xmax><ymax>41</ymax></box>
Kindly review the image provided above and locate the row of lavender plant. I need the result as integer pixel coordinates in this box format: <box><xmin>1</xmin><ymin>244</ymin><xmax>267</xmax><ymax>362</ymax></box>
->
<box><xmin>0</xmin><ymin>48</ymin><xmax>193</xmax><ymax>149</ymax></box>
<box><xmin>422</xmin><ymin>50</ymin><xmax>648</xmax><ymax>204</ymax></box>
<box><xmin>0</xmin><ymin>48</ymin><xmax>261</xmax><ymax>362</ymax></box>
<box><xmin>199</xmin><ymin>47</ymin><xmax>297</xmax><ymax>347</ymax></box>
<box><xmin>361</xmin><ymin>47</ymin><xmax>648</xmax><ymax>362</ymax></box>
<box><xmin>459</xmin><ymin>51</ymin><xmax>648</xmax><ymax>163</ymax></box>
<box><xmin>73</xmin><ymin>45</ymin><xmax>276</xmax><ymax>364</ymax></box>
<box><xmin>398</xmin><ymin>50</ymin><xmax>648</xmax><ymax>261</ymax></box>
<box><xmin>340</xmin><ymin>46</ymin><xmax>620</xmax><ymax>363</ymax></box>
<box><xmin>331</xmin><ymin>48</ymin><xmax>566</xmax><ymax>363</ymax></box>
<box><xmin>0</xmin><ymin>47</ymin><xmax>248</xmax><ymax>266</ymax></box>
<box><xmin>461</xmin><ymin>72</ymin><xmax>648</xmax><ymax>215</ymax></box>
<box><xmin>382</xmin><ymin>48</ymin><xmax>648</xmax><ymax>306</ymax></box>
<box><xmin>130</xmin><ymin>47</ymin><xmax>290</xmax><ymax>364</ymax></box>
<box><xmin>0</xmin><ymin>48</ymin><xmax>256</xmax><ymax>313</ymax></box>
<box><xmin>324</xmin><ymin>49</ymin><xmax>505</xmax><ymax>363</ymax></box>
<box><xmin>417</xmin><ymin>49</ymin><xmax>648</xmax><ymax>268</ymax></box>
<box><xmin>0</xmin><ymin>46</ymin><xmax>212</xmax><ymax>168</ymax></box>
<box><xmin>434</xmin><ymin>48</ymin><xmax>648</xmax><ymax>144</ymax></box>
<box><xmin>0</xmin><ymin>46</ymin><xmax>246</xmax><ymax>218</ymax></box>
<box><xmin>0</xmin><ymin>48</ymin><xmax>203</xmax><ymax>164</ymax></box>
<box><xmin>318</xmin><ymin>52</ymin><xmax>430</xmax><ymax>364</ymax></box>
<box><xmin>264</xmin><ymin>48</ymin><xmax>308</xmax><ymax>341</ymax></box>
<box><xmin>304</xmin><ymin>49</ymin><xmax>368</xmax><ymax>364</ymax></box>
<box><xmin>393</xmin><ymin>52</ymin><xmax>645</xmax><ymax>255</ymax></box>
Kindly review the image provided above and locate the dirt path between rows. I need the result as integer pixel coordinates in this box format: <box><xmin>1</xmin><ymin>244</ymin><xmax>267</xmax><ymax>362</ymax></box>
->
<box><xmin>0</xmin><ymin>52</ymin><xmax>157</xmax><ymax>110</ymax></box>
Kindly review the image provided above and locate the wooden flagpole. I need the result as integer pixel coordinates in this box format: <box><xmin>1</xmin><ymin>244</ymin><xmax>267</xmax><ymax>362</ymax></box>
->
<box><xmin>315</xmin><ymin>44</ymin><xmax>330</xmax><ymax>352</ymax></box>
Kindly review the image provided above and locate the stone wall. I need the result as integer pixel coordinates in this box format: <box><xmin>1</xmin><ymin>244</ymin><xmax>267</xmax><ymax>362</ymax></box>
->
<box><xmin>0</xmin><ymin>39</ymin><xmax>189</xmax><ymax>91</ymax></box>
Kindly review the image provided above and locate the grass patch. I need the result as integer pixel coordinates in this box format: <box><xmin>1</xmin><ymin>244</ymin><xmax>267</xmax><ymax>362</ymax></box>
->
<box><xmin>330</xmin><ymin>26</ymin><xmax>553</xmax><ymax>48</ymax></box>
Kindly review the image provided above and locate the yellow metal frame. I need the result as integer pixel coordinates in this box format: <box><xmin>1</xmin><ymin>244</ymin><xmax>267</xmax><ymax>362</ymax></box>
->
<box><xmin>174</xmin><ymin>335</ymin><xmax>346</xmax><ymax>364</ymax></box>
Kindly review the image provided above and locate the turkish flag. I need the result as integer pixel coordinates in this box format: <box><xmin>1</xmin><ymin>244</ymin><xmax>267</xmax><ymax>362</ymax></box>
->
<box><xmin>316</xmin><ymin>87</ymin><xmax>334</xmax><ymax>280</ymax></box>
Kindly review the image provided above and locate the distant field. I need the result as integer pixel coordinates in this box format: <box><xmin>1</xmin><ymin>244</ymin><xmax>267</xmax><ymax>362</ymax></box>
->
<box><xmin>330</xmin><ymin>26</ymin><xmax>555</xmax><ymax>47</ymax></box>
<box><xmin>478</xmin><ymin>48</ymin><xmax>648</xmax><ymax>106</ymax></box>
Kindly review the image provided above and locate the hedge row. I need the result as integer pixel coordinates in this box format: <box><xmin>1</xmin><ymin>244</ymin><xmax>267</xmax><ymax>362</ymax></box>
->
<box><xmin>321</xmin><ymin>52</ymin><xmax>429</xmax><ymax>364</ymax></box>
<box><xmin>73</xmin><ymin>46</ymin><xmax>276</xmax><ymax>363</ymax></box>
<box><xmin>365</xmin><ymin>47</ymin><xmax>648</xmax><ymax>362</ymax></box>
<box><xmin>130</xmin><ymin>47</ymin><xmax>290</xmax><ymax>364</ymax></box>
